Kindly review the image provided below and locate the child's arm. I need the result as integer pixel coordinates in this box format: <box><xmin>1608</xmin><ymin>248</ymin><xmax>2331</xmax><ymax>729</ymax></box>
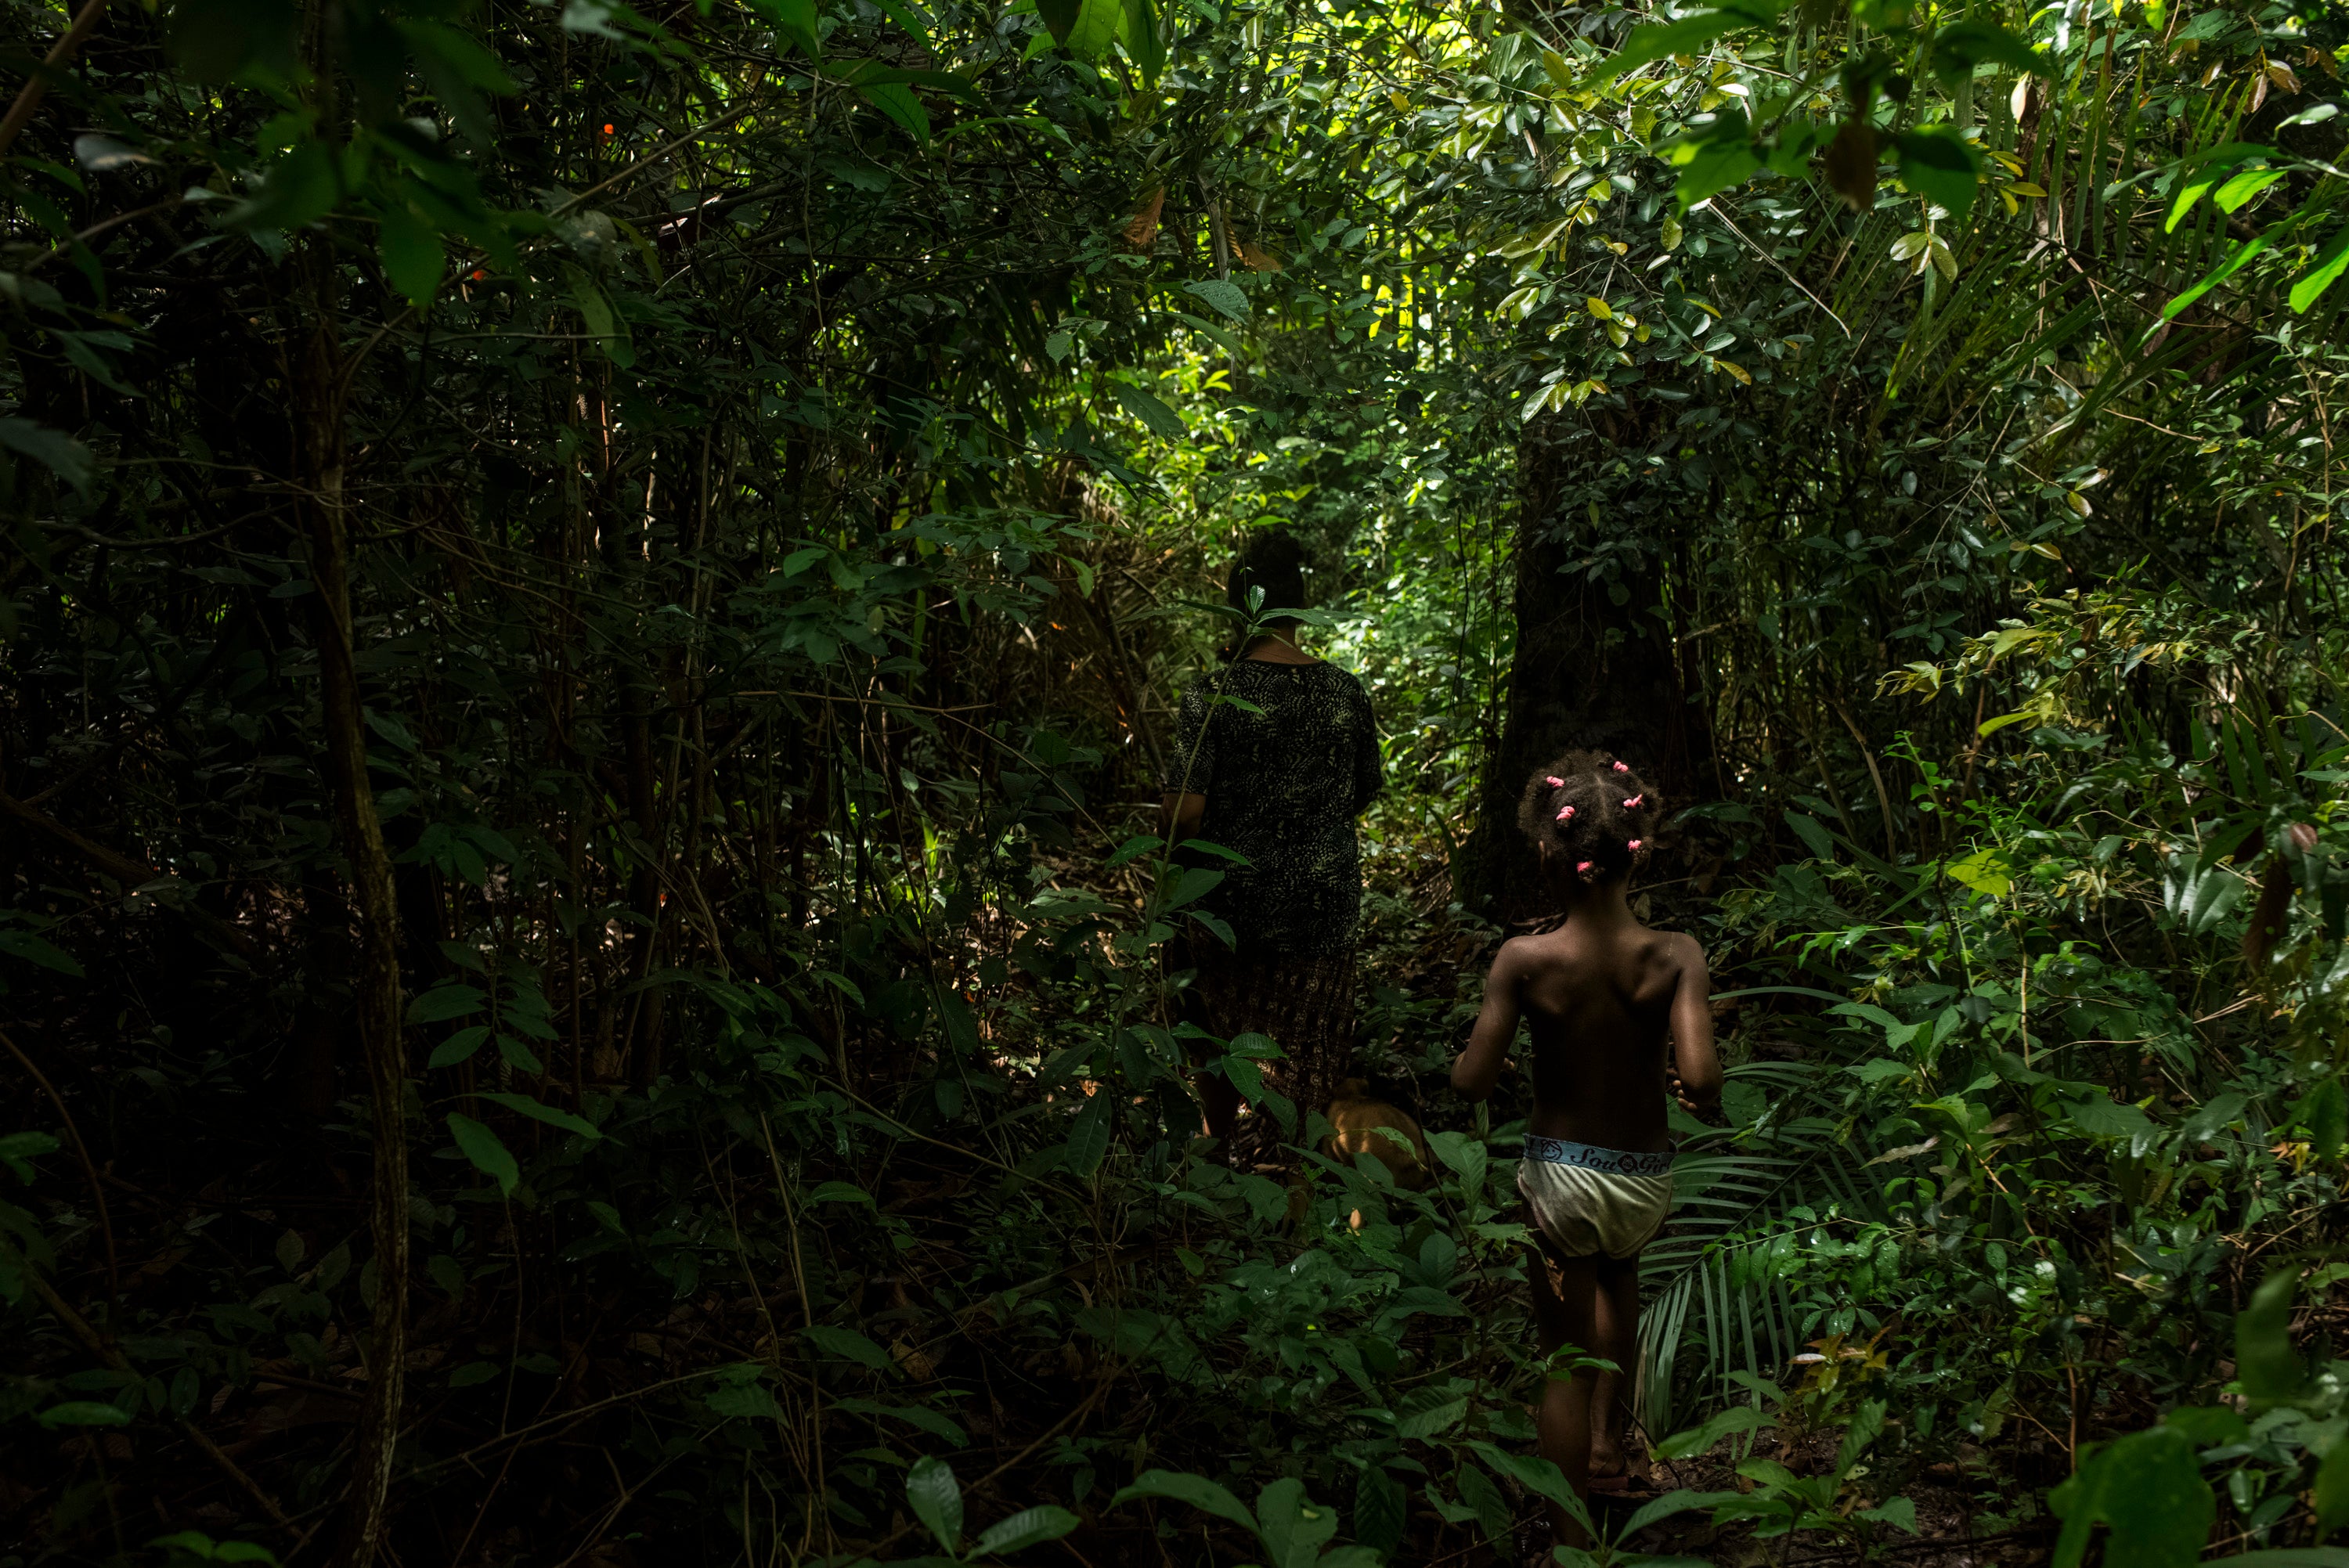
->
<box><xmin>1668</xmin><ymin>934</ymin><xmax>1723</xmax><ymax>1113</ymax></box>
<box><xmin>1451</xmin><ymin>940</ymin><xmax>1525</xmax><ymax>1102</ymax></box>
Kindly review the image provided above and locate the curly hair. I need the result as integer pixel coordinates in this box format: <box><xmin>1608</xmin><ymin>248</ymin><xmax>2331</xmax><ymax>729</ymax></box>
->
<box><xmin>1515</xmin><ymin>748</ymin><xmax>1661</xmax><ymax>884</ymax></box>
<box><xmin>1225</xmin><ymin>529</ymin><xmax>1311</xmax><ymax>622</ymax></box>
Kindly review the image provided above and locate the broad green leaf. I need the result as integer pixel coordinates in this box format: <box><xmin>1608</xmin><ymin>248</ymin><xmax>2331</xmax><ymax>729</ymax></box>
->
<box><xmin>2050</xmin><ymin>1426</ymin><xmax>2212</xmax><ymax>1568</ymax></box>
<box><xmin>1392</xmin><ymin>1386</ymin><xmax>1467</xmax><ymax>1440</ymax></box>
<box><xmin>2214</xmin><ymin>168</ymin><xmax>2285</xmax><ymax>214</ymax></box>
<box><xmin>1255</xmin><ymin>1476</ymin><xmax>1337</xmax><ymax>1566</ymax></box>
<box><xmin>2163</xmin><ymin>234</ymin><xmax>2271</xmax><ymax>320</ymax></box>
<box><xmin>834</xmin><ymin>1397</ymin><xmax>971</xmax><ymax>1447</ymax></box>
<box><xmin>1121</xmin><ymin>0</ymin><xmax>1164</xmax><ymax>84</ymax></box>
<box><xmin>407</xmin><ymin>984</ymin><xmax>485</xmax><ymax>1023</ymax></box>
<box><xmin>474</xmin><ymin>1091</ymin><xmax>601</xmax><ymax>1141</ymax></box>
<box><xmin>1893</xmin><ymin>126</ymin><xmax>1982</xmax><ymax>222</ymax></box>
<box><xmin>1183</xmin><ymin>277</ymin><xmax>1250</xmax><ymax>322</ymax></box>
<box><xmin>1785</xmin><ymin>812</ymin><xmax>1838</xmax><ymax>861</ymax></box>
<box><xmin>0</xmin><ymin>928</ymin><xmax>83</xmax><ymax>976</ymax></box>
<box><xmin>857</xmin><ymin>81</ymin><xmax>931</xmax><ymax>142</ymax></box>
<box><xmin>2315</xmin><ymin>1439</ymin><xmax>2349</xmax><ymax>1537</ymax></box>
<box><xmin>446</xmin><ymin>1113</ymin><xmax>518</xmax><ymax>1196</ymax></box>
<box><xmin>1064</xmin><ymin>1090</ymin><xmax>1113</xmax><ymax>1176</ymax></box>
<box><xmin>1109</xmin><ymin>1469</ymin><xmax>1258</xmax><ymax>1533</ymax></box>
<box><xmin>1927</xmin><ymin>20</ymin><xmax>2048</xmax><ymax>82</ymax></box>
<box><xmin>1589</xmin><ymin>0</ymin><xmax>1781</xmax><ymax>85</ymax></box>
<box><xmin>1064</xmin><ymin>0</ymin><xmax>1122</xmax><ymax>59</ymax></box>
<box><xmin>1036</xmin><ymin>0</ymin><xmax>1081</xmax><ymax>44</ymax></box>
<box><xmin>1354</xmin><ymin>1465</ymin><xmax>1407</xmax><ymax>1558</ymax></box>
<box><xmin>2237</xmin><ymin>1271</ymin><xmax>2304</xmax><ymax>1405</ymax></box>
<box><xmin>1656</xmin><ymin>1404</ymin><xmax>1768</xmax><ymax>1458</ymax></box>
<box><xmin>1110</xmin><ymin>381</ymin><xmax>1187</xmax><ymax>438</ymax></box>
<box><xmin>0</xmin><ymin>417</ymin><xmax>94</xmax><ymax>496</ymax></box>
<box><xmin>803</xmin><ymin>1323</ymin><xmax>894</xmax><ymax>1371</ymax></box>
<box><xmin>428</xmin><ymin>1026</ymin><xmax>489</xmax><ymax>1068</ymax></box>
<box><xmin>748</xmin><ymin>0</ymin><xmax>821</xmax><ymax>55</ymax></box>
<box><xmin>971</xmin><ymin>1505</ymin><xmax>1080</xmax><ymax>1558</ymax></box>
<box><xmin>1945</xmin><ymin>845</ymin><xmax>2012</xmax><ymax>896</ymax></box>
<box><xmin>2290</xmin><ymin>225</ymin><xmax>2349</xmax><ymax>313</ymax></box>
<box><xmin>906</xmin><ymin>1456</ymin><xmax>965</xmax><ymax>1553</ymax></box>
<box><xmin>38</xmin><ymin>1401</ymin><xmax>132</xmax><ymax>1427</ymax></box>
<box><xmin>808</xmin><ymin>1180</ymin><xmax>875</xmax><ymax>1205</ymax></box>
<box><xmin>232</xmin><ymin>139</ymin><xmax>340</xmax><ymax>232</ymax></box>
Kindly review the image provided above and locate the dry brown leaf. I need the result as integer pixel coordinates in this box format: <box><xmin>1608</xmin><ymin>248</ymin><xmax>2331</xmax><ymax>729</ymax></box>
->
<box><xmin>1237</xmin><ymin>240</ymin><xmax>1284</xmax><ymax>272</ymax></box>
<box><xmin>1120</xmin><ymin>186</ymin><xmax>1165</xmax><ymax>248</ymax></box>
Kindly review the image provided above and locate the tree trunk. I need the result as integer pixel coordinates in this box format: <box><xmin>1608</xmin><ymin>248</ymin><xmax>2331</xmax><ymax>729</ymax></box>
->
<box><xmin>1460</xmin><ymin>409</ymin><xmax>1711</xmax><ymax>926</ymax></box>
<box><xmin>293</xmin><ymin>242</ymin><xmax>409</xmax><ymax>1568</ymax></box>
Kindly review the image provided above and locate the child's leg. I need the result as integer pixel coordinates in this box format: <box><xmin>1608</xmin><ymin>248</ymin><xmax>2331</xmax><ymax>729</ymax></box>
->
<box><xmin>1528</xmin><ymin>1238</ymin><xmax>1603</xmax><ymax>1548</ymax></box>
<box><xmin>1586</xmin><ymin>1253</ymin><xmax>1642</xmax><ymax>1479</ymax></box>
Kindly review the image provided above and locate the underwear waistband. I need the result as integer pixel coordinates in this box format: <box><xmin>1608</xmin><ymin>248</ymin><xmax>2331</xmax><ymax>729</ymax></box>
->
<box><xmin>1522</xmin><ymin>1136</ymin><xmax>1673</xmax><ymax>1178</ymax></box>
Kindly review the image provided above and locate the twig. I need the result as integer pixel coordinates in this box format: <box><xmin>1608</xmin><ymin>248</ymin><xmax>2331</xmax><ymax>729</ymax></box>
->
<box><xmin>0</xmin><ymin>0</ymin><xmax>110</xmax><ymax>158</ymax></box>
<box><xmin>0</xmin><ymin>1025</ymin><xmax>119</xmax><ymax>1310</ymax></box>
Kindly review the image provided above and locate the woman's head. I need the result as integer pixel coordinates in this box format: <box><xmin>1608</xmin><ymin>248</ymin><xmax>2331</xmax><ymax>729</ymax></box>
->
<box><xmin>1516</xmin><ymin>749</ymin><xmax>1660</xmax><ymax>885</ymax></box>
<box><xmin>1225</xmin><ymin>530</ymin><xmax>1312</xmax><ymax>625</ymax></box>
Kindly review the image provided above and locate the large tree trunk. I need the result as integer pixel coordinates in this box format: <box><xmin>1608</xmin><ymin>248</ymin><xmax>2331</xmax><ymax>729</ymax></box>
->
<box><xmin>1460</xmin><ymin>409</ymin><xmax>1711</xmax><ymax>927</ymax></box>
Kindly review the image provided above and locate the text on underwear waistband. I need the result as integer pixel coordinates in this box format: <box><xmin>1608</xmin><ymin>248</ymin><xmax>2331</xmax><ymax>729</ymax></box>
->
<box><xmin>1521</xmin><ymin>1136</ymin><xmax>1673</xmax><ymax>1178</ymax></box>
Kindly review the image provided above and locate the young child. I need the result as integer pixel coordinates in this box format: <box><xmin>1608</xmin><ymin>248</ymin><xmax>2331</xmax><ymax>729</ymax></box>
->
<box><xmin>1450</xmin><ymin>750</ymin><xmax>1721</xmax><ymax>1548</ymax></box>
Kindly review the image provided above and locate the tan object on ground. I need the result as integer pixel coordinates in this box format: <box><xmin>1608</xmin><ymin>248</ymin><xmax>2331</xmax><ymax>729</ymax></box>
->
<box><xmin>1321</xmin><ymin>1078</ymin><xmax>1431</xmax><ymax>1190</ymax></box>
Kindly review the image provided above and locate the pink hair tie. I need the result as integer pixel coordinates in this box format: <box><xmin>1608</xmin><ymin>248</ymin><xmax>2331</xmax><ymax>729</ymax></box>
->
<box><xmin>1576</xmin><ymin>860</ymin><xmax>1593</xmax><ymax>874</ymax></box>
<box><xmin>1546</xmin><ymin>776</ymin><xmax>1565</xmax><ymax>788</ymax></box>
<box><xmin>1622</xmin><ymin>794</ymin><xmax>1643</xmax><ymax>809</ymax></box>
<box><xmin>1556</xmin><ymin>805</ymin><xmax>1575</xmax><ymax>821</ymax></box>
<box><xmin>1628</xmin><ymin>838</ymin><xmax>1643</xmax><ymax>852</ymax></box>
<box><xmin>1611</xmin><ymin>761</ymin><xmax>1629</xmax><ymax>773</ymax></box>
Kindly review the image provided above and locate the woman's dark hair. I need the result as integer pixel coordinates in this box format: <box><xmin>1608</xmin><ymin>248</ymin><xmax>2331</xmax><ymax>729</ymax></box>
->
<box><xmin>1225</xmin><ymin>530</ymin><xmax>1311</xmax><ymax>623</ymax></box>
<box><xmin>1516</xmin><ymin>748</ymin><xmax>1661</xmax><ymax>884</ymax></box>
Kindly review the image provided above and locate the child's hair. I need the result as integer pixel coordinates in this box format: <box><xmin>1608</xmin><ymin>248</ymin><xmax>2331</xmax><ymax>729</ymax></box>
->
<box><xmin>1516</xmin><ymin>748</ymin><xmax>1661</xmax><ymax>884</ymax></box>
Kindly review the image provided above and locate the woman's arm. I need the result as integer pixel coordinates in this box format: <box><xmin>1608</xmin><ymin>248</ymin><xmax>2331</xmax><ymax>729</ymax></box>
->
<box><xmin>1451</xmin><ymin>941</ymin><xmax>1525</xmax><ymax>1102</ymax></box>
<box><xmin>1668</xmin><ymin>934</ymin><xmax>1723</xmax><ymax>1113</ymax></box>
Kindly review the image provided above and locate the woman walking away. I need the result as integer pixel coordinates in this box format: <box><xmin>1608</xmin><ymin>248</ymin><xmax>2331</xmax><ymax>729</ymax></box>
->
<box><xmin>1160</xmin><ymin>532</ymin><xmax>1383</xmax><ymax>1166</ymax></box>
<box><xmin>1449</xmin><ymin>752</ymin><xmax>1721</xmax><ymax>1549</ymax></box>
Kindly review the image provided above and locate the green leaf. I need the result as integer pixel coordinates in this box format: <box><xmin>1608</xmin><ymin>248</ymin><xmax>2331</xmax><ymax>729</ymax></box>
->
<box><xmin>1927</xmin><ymin>20</ymin><xmax>2048</xmax><ymax>82</ymax></box>
<box><xmin>2237</xmin><ymin>1271</ymin><xmax>2304</xmax><ymax>1406</ymax></box>
<box><xmin>1668</xmin><ymin>124</ymin><xmax>1763</xmax><ymax>209</ymax></box>
<box><xmin>1892</xmin><ymin>126</ymin><xmax>1982</xmax><ymax>222</ymax></box>
<box><xmin>1393</xmin><ymin>1386</ymin><xmax>1467</xmax><ymax>1440</ymax></box>
<box><xmin>1622</xmin><ymin>1489</ymin><xmax>1749</xmax><ymax>1535</ymax></box>
<box><xmin>1110</xmin><ymin>381</ymin><xmax>1188</xmax><ymax>438</ymax></box>
<box><xmin>1064</xmin><ymin>0</ymin><xmax>1123</xmax><ymax>59</ymax></box>
<box><xmin>428</xmin><ymin>1026</ymin><xmax>493</xmax><ymax>1069</ymax></box>
<box><xmin>0</xmin><ymin>417</ymin><xmax>95</xmax><ymax>497</ymax></box>
<box><xmin>1121</xmin><ymin>0</ymin><xmax>1165</xmax><ymax>85</ymax></box>
<box><xmin>1178</xmin><ymin>838</ymin><xmax>1251</xmax><ymax>866</ymax></box>
<box><xmin>38</xmin><ymin>1401</ymin><xmax>132</xmax><ymax>1427</ymax></box>
<box><xmin>872</xmin><ymin>0</ymin><xmax>932</xmax><ymax>49</ymax></box>
<box><xmin>1354</xmin><ymin>1465</ymin><xmax>1407</xmax><ymax>1558</ymax></box>
<box><xmin>1454</xmin><ymin>1462</ymin><xmax>1515</xmax><ymax>1552</ymax></box>
<box><xmin>474</xmin><ymin>1091</ymin><xmax>601</xmax><ymax>1141</ymax></box>
<box><xmin>833</xmin><ymin>1397</ymin><xmax>972</xmax><ymax>1447</ymax></box>
<box><xmin>748</xmin><ymin>0</ymin><xmax>822</xmax><ymax>56</ymax></box>
<box><xmin>2214</xmin><ymin>168</ymin><xmax>2286</xmax><ymax>214</ymax></box>
<box><xmin>803</xmin><ymin>1323</ymin><xmax>894</xmax><ymax>1371</ymax></box>
<box><xmin>1785</xmin><ymin>811</ymin><xmax>1838</xmax><ymax>861</ymax></box>
<box><xmin>2290</xmin><ymin>225</ymin><xmax>2349</xmax><ymax>313</ymax></box>
<box><xmin>1945</xmin><ymin>845</ymin><xmax>2013</xmax><ymax>896</ymax></box>
<box><xmin>2314</xmin><ymin>1440</ymin><xmax>2349</xmax><ymax>1538</ymax></box>
<box><xmin>378</xmin><ymin>198</ymin><xmax>443</xmax><ymax>305</ymax></box>
<box><xmin>1257</xmin><ymin>1476</ymin><xmax>1338</xmax><ymax>1566</ymax></box>
<box><xmin>1656</xmin><ymin>1404</ymin><xmax>1768</xmax><ymax>1459</ymax></box>
<box><xmin>0</xmin><ymin>928</ymin><xmax>83</xmax><ymax>976</ymax></box>
<box><xmin>2162</xmin><ymin>233</ymin><xmax>2272</xmax><ymax>320</ymax></box>
<box><xmin>706</xmin><ymin>1380</ymin><xmax>785</xmax><ymax>1420</ymax></box>
<box><xmin>857</xmin><ymin>81</ymin><xmax>932</xmax><ymax>142</ymax></box>
<box><xmin>1108</xmin><ymin>1469</ymin><xmax>1259</xmax><ymax>1534</ymax></box>
<box><xmin>446</xmin><ymin>1114</ymin><xmax>518</xmax><ymax>1195</ymax></box>
<box><xmin>971</xmin><ymin>1505</ymin><xmax>1080</xmax><ymax>1558</ymax></box>
<box><xmin>1183</xmin><ymin>278</ymin><xmax>1250</xmax><ymax>322</ymax></box>
<box><xmin>808</xmin><ymin>1180</ymin><xmax>875</xmax><ymax>1205</ymax></box>
<box><xmin>2050</xmin><ymin>1426</ymin><xmax>2213</xmax><ymax>1568</ymax></box>
<box><xmin>1036</xmin><ymin>0</ymin><xmax>1081</xmax><ymax>45</ymax></box>
<box><xmin>1589</xmin><ymin>0</ymin><xmax>1781</xmax><ymax>85</ymax></box>
<box><xmin>232</xmin><ymin>138</ymin><xmax>340</xmax><ymax>232</ymax></box>
<box><xmin>1064</xmin><ymin>1090</ymin><xmax>1113</xmax><ymax>1177</ymax></box>
<box><xmin>408</xmin><ymin>984</ymin><xmax>485</xmax><ymax>1024</ymax></box>
<box><xmin>906</xmin><ymin>1456</ymin><xmax>964</xmax><ymax>1553</ymax></box>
